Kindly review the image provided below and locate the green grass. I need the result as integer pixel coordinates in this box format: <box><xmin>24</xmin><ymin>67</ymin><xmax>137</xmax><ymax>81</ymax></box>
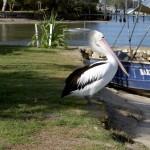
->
<box><xmin>0</xmin><ymin>46</ymin><xmax>133</xmax><ymax>149</ymax></box>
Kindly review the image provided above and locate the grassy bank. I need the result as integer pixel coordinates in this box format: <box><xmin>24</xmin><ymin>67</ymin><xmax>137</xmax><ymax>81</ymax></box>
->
<box><xmin>0</xmin><ymin>46</ymin><xmax>129</xmax><ymax>149</ymax></box>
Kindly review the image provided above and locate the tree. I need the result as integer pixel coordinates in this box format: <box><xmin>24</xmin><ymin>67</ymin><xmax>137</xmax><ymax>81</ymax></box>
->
<box><xmin>8</xmin><ymin>0</ymin><xmax>17</xmax><ymax>11</ymax></box>
<box><xmin>59</xmin><ymin>0</ymin><xmax>83</xmax><ymax>19</ymax></box>
<box><xmin>57</xmin><ymin>0</ymin><xmax>99</xmax><ymax>19</ymax></box>
<box><xmin>2</xmin><ymin>0</ymin><xmax>7</xmax><ymax>11</ymax></box>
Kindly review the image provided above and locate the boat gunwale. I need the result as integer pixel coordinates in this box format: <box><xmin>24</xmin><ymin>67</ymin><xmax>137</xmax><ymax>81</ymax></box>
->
<box><xmin>89</xmin><ymin>57</ymin><xmax>150</xmax><ymax>65</ymax></box>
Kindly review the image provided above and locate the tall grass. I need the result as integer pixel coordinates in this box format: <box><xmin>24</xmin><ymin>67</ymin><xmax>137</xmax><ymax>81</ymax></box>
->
<box><xmin>29</xmin><ymin>10</ymin><xmax>68</xmax><ymax>48</ymax></box>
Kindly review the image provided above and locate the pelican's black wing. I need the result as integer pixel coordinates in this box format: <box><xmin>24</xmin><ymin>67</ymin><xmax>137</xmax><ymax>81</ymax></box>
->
<box><xmin>61</xmin><ymin>62</ymin><xmax>106</xmax><ymax>98</ymax></box>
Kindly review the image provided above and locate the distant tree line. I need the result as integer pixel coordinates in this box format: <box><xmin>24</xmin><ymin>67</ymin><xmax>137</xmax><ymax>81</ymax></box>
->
<box><xmin>1</xmin><ymin>0</ymin><xmax>143</xmax><ymax>20</ymax></box>
<box><xmin>1</xmin><ymin>0</ymin><xmax>100</xmax><ymax>20</ymax></box>
<box><xmin>1</xmin><ymin>0</ymin><xmax>98</xmax><ymax>12</ymax></box>
<box><xmin>1</xmin><ymin>0</ymin><xmax>144</xmax><ymax>12</ymax></box>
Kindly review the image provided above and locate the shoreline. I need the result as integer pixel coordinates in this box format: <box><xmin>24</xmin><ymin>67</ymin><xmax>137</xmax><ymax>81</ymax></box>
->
<box><xmin>0</xmin><ymin>18</ymin><xmax>40</xmax><ymax>24</ymax></box>
<box><xmin>0</xmin><ymin>18</ymin><xmax>107</xmax><ymax>24</ymax></box>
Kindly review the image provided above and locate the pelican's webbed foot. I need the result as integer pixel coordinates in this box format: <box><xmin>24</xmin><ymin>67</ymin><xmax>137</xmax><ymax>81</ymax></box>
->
<box><xmin>84</xmin><ymin>96</ymin><xmax>93</xmax><ymax>105</ymax></box>
<box><xmin>92</xmin><ymin>95</ymin><xmax>106</xmax><ymax>103</ymax></box>
<box><xmin>84</xmin><ymin>96</ymin><xmax>100</xmax><ymax>106</ymax></box>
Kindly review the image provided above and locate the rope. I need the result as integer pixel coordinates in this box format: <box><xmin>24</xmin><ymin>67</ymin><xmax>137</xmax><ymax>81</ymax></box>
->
<box><xmin>112</xmin><ymin>22</ymin><xmax>126</xmax><ymax>47</ymax></box>
<box><xmin>127</xmin><ymin>14</ymin><xmax>132</xmax><ymax>53</ymax></box>
<box><xmin>131</xmin><ymin>26</ymin><xmax>150</xmax><ymax>60</ymax></box>
<box><xmin>129</xmin><ymin>5</ymin><xmax>142</xmax><ymax>42</ymax></box>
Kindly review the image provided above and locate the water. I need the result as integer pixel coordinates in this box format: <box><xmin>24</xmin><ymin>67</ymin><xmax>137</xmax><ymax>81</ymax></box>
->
<box><xmin>0</xmin><ymin>24</ymin><xmax>35</xmax><ymax>45</ymax></box>
<box><xmin>0</xmin><ymin>16</ymin><xmax>150</xmax><ymax>47</ymax></box>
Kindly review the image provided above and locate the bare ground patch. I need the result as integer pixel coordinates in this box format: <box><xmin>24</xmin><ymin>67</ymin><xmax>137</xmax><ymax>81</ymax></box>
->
<box><xmin>7</xmin><ymin>126</ymin><xmax>115</xmax><ymax>150</ymax></box>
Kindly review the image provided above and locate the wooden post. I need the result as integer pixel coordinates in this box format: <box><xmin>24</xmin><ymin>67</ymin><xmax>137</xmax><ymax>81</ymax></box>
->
<box><xmin>125</xmin><ymin>0</ymin><xmax>127</xmax><ymax>14</ymax></box>
<box><xmin>104</xmin><ymin>4</ymin><xmax>107</xmax><ymax>20</ymax></box>
<box><xmin>49</xmin><ymin>24</ymin><xmax>52</xmax><ymax>47</ymax></box>
<box><xmin>35</xmin><ymin>24</ymin><xmax>39</xmax><ymax>47</ymax></box>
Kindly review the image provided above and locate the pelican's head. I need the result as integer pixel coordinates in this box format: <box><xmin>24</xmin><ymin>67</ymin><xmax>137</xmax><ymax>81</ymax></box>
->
<box><xmin>88</xmin><ymin>30</ymin><xmax>129</xmax><ymax>76</ymax></box>
<box><xmin>88</xmin><ymin>30</ymin><xmax>105</xmax><ymax>54</ymax></box>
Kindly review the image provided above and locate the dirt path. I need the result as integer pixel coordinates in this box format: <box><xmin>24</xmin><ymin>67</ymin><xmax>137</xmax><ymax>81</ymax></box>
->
<box><xmin>97</xmin><ymin>87</ymin><xmax>150</xmax><ymax>148</ymax></box>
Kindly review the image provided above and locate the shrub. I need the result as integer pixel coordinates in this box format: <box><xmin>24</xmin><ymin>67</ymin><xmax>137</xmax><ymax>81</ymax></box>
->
<box><xmin>29</xmin><ymin>10</ymin><xmax>68</xmax><ymax>48</ymax></box>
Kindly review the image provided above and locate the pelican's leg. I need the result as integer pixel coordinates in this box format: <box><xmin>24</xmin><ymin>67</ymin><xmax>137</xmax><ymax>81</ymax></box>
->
<box><xmin>92</xmin><ymin>95</ymin><xmax>106</xmax><ymax>103</ymax></box>
<box><xmin>84</xmin><ymin>96</ymin><xmax>93</xmax><ymax>105</ymax></box>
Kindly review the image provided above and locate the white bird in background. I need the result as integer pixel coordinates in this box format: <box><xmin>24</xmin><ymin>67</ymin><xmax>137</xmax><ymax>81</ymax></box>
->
<box><xmin>61</xmin><ymin>30</ymin><xmax>129</xmax><ymax>104</ymax></box>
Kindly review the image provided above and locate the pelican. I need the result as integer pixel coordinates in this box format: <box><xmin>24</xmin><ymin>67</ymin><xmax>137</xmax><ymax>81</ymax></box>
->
<box><xmin>61</xmin><ymin>30</ymin><xmax>129</xmax><ymax>104</ymax></box>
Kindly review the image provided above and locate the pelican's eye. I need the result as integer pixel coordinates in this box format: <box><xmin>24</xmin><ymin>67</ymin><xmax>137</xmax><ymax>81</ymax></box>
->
<box><xmin>102</xmin><ymin>36</ymin><xmax>104</xmax><ymax>39</ymax></box>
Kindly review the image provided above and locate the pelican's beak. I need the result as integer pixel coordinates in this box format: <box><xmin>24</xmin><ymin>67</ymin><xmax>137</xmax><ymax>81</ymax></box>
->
<box><xmin>99</xmin><ymin>38</ymin><xmax>129</xmax><ymax>76</ymax></box>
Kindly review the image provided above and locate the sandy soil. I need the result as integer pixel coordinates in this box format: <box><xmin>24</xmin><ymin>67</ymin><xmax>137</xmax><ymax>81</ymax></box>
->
<box><xmin>97</xmin><ymin>87</ymin><xmax>150</xmax><ymax>148</ymax></box>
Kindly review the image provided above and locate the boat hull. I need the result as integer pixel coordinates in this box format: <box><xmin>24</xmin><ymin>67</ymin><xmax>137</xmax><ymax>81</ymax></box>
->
<box><xmin>111</xmin><ymin>61</ymin><xmax>150</xmax><ymax>91</ymax></box>
<box><xmin>88</xmin><ymin>58</ymin><xmax>150</xmax><ymax>91</ymax></box>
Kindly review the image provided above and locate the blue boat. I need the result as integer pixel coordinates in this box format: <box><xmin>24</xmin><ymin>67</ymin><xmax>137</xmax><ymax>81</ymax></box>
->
<box><xmin>84</xmin><ymin>52</ymin><xmax>150</xmax><ymax>96</ymax></box>
<box><xmin>82</xmin><ymin>0</ymin><xmax>150</xmax><ymax>95</ymax></box>
<box><xmin>111</xmin><ymin>60</ymin><xmax>150</xmax><ymax>91</ymax></box>
<box><xmin>109</xmin><ymin>0</ymin><xmax>150</xmax><ymax>94</ymax></box>
<box><xmin>87</xmin><ymin>54</ymin><xmax>150</xmax><ymax>92</ymax></box>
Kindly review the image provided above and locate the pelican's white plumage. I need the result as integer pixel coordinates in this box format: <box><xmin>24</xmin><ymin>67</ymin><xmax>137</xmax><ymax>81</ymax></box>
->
<box><xmin>61</xmin><ymin>30</ymin><xmax>129</xmax><ymax>104</ymax></box>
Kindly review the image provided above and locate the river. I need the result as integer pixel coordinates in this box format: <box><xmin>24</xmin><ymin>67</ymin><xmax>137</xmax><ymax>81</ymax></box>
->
<box><xmin>0</xmin><ymin>16</ymin><xmax>150</xmax><ymax>47</ymax></box>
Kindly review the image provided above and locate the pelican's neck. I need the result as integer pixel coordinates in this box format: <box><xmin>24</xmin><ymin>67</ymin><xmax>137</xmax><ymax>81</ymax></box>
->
<box><xmin>91</xmin><ymin>45</ymin><xmax>118</xmax><ymax>65</ymax></box>
<box><xmin>105</xmin><ymin>53</ymin><xmax>117</xmax><ymax>65</ymax></box>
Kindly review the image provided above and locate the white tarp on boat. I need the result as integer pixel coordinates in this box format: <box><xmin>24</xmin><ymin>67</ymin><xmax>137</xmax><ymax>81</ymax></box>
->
<box><xmin>128</xmin><ymin>0</ymin><xmax>150</xmax><ymax>14</ymax></box>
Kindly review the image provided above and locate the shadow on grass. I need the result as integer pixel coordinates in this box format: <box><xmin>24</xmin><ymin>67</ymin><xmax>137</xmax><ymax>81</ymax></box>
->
<box><xmin>0</xmin><ymin>71</ymin><xmax>85</xmax><ymax>120</ymax></box>
<box><xmin>0</xmin><ymin>46</ymin><xmax>57</xmax><ymax>55</ymax></box>
<box><xmin>0</xmin><ymin>45</ymin><xmax>22</xmax><ymax>55</ymax></box>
